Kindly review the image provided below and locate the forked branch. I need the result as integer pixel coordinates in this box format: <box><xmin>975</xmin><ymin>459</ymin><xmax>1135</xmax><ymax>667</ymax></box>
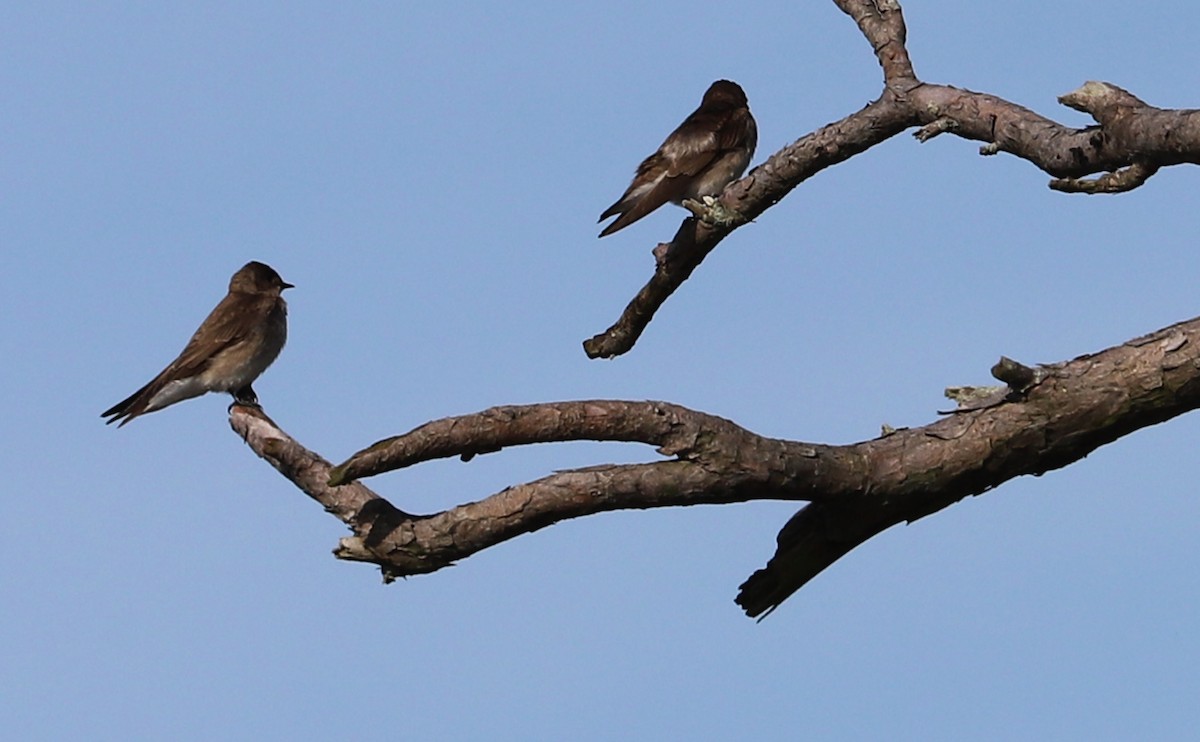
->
<box><xmin>235</xmin><ymin>317</ymin><xmax>1200</xmax><ymax>615</ymax></box>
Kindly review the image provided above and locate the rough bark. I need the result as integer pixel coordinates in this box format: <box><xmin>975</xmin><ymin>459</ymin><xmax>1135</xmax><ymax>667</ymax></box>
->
<box><xmin>234</xmin><ymin>0</ymin><xmax>1200</xmax><ymax>617</ymax></box>
<box><xmin>235</xmin><ymin>315</ymin><xmax>1200</xmax><ymax>614</ymax></box>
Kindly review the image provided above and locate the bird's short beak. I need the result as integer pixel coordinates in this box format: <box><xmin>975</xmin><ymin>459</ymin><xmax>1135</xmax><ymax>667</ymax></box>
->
<box><xmin>281</xmin><ymin>281</ymin><xmax>295</xmax><ymax>290</ymax></box>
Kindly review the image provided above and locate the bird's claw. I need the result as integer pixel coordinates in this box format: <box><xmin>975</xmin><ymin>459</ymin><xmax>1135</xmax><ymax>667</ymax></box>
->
<box><xmin>231</xmin><ymin>385</ymin><xmax>261</xmax><ymax>409</ymax></box>
<box><xmin>683</xmin><ymin>196</ymin><xmax>745</xmax><ymax>228</ymax></box>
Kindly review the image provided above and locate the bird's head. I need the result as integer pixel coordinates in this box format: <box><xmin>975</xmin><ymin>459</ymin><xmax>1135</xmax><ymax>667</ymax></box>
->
<box><xmin>231</xmin><ymin>261</ymin><xmax>294</xmax><ymax>294</ymax></box>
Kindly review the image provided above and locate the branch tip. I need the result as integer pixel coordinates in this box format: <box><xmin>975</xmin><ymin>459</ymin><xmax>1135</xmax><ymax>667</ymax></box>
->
<box><xmin>1059</xmin><ymin>81</ymin><xmax>1147</xmax><ymax>117</ymax></box>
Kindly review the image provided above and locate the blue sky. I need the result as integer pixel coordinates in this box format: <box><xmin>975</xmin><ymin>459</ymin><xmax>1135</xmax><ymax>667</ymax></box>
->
<box><xmin>4</xmin><ymin>1</ymin><xmax>1200</xmax><ymax>739</ymax></box>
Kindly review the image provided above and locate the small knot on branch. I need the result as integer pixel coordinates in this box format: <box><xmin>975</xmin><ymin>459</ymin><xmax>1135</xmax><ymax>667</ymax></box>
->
<box><xmin>914</xmin><ymin>117</ymin><xmax>958</xmax><ymax>142</ymax></box>
<box><xmin>1048</xmin><ymin>162</ymin><xmax>1159</xmax><ymax>194</ymax></box>
<box><xmin>942</xmin><ymin>385</ymin><xmax>1008</xmax><ymax>413</ymax></box>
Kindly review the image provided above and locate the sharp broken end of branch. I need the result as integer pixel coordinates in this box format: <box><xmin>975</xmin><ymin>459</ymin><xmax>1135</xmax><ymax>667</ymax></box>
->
<box><xmin>336</xmin><ymin>513</ymin><xmax>457</xmax><ymax>582</ymax></box>
<box><xmin>1048</xmin><ymin>162</ymin><xmax>1158</xmax><ymax>194</ymax></box>
<box><xmin>583</xmin><ymin>243</ymin><xmax>689</xmax><ymax>361</ymax></box>
<box><xmin>333</xmin><ymin>537</ymin><xmax>440</xmax><ymax>583</ymax></box>
<box><xmin>1058</xmin><ymin>81</ymin><xmax>1109</xmax><ymax>114</ymax></box>
<box><xmin>582</xmin><ymin>329</ymin><xmax>627</xmax><ymax>359</ymax></box>
<box><xmin>334</xmin><ymin>536</ymin><xmax>376</xmax><ymax>562</ymax></box>
<box><xmin>1058</xmin><ymin>81</ymin><xmax>1147</xmax><ymax>118</ymax></box>
<box><xmin>990</xmin><ymin>356</ymin><xmax>1039</xmax><ymax>392</ymax></box>
<box><xmin>582</xmin><ymin>299</ymin><xmax>653</xmax><ymax>362</ymax></box>
<box><xmin>735</xmin><ymin>501</ymin><xmax>899</xmax><ymax>619</ymax></box>
<box><xmin>584</xmin><ymin>307</ymin><xmax>656</xmax><ymax>358</ymax></box>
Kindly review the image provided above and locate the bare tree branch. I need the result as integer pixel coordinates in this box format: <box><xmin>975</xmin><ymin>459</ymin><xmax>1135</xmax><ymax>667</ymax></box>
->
<box><xmin>327</xmin><ymin>400</ymin><xmax>807</xmax><ymax>485</ymax></box>
<box><xmin>237</xmin><ymin>316</ymin><xmax>1200</xmax><ymax>614</ymax></box>
<box><xmin>586</xmin><ymin>2</ymin><xmax>1200</xmax><ymax>359</ymax></box>
<box><xmin>737</xmin><ymin>320</ymin><xmax>1200</xmax><ymax>617</ymax></box>
<box><xmin>231</xmin><ymin>405</ymin><xmax>392</xmax><ymax>523</ymax></box>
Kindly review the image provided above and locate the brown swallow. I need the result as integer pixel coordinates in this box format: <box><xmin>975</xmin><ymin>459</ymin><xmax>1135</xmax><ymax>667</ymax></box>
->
<box><xmin>598</xmin><ymin>79</ymin><xmax>757</xmax><ymax>237</ymax></box>
<box><xmin>102</xmin><ymin>261</ymin><xmax>292</xmax><ymax>427</ymax></box>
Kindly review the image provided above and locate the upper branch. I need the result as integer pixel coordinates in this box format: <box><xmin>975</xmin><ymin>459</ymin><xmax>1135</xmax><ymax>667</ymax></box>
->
<box><xmin>833</xmin><ymin>0</ymin><xmax>913</xmax><ymax>82</ymax></box>
<box><xmin>582</xmin><ymin>97</ymin><xmax>916</xmax><ymax>359</ymax></box>
<box><xmin>585</xmin><ymin>1</ymin><xmax>1200</xmax><ymax>360</ymax></box>
<box><xmin>329</xmin><ymin>400</ymin><xmax>787</xmax><ymax>484</ymax></box>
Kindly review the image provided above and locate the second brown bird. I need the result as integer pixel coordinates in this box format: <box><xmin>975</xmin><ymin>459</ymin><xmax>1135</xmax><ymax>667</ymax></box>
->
<box><xmin>599</xmin><ymin>79</ymin><xmax>757</xmax><ymax>237</ymax></box>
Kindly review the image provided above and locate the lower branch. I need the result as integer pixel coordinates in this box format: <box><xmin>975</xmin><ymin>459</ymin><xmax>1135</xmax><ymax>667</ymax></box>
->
<box><xmin>236</xmin><ymin>316</ymin><xmax>1200</xmax><ymax>617</ymax></box>
<box><xmin>737</xmin><ymin>319</ymin><xmax>1200</xmax><ymax>617</ymax></box>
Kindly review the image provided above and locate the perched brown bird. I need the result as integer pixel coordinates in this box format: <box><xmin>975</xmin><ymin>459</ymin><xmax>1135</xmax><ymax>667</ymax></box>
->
<box><xmin>102</xmin><ymin>261</ymin><xmax>292</xmax><ymax>427</ymax></box>
<box><xmin>598</xmin><ymin>79</ymin><xmax>757</xmax><ymax>237</ymax></box>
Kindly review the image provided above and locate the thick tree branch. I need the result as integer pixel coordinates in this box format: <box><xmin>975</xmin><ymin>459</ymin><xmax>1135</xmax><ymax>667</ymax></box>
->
<box><xmin>586</xmin><ymin>1</ymin><xmax>1200</xmax><ymax>359</ymax></box>
<box><xmin>237</xmin><ymin>316</ymin><xmax>1200</xmax><ymax>613</ymax></box>
<box><xmin>328</xmin><ymin>400</ymin><xmax>811</xmax><ymax>485</ymax></box>
<box><xmin>736</xmin><ymin>320</ymin><xmax>1200</xmax><ymax>617</ymax></box>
